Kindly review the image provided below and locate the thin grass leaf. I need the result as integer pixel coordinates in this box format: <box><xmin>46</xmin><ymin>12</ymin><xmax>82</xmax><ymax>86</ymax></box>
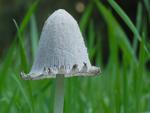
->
<box><xmin>13</xmin><ymin>19</ymin><xmax>28</xmax><ymax>72</ymax></box>
<box><xmin>79</xmin><ymin>2</ymin><xmax>93</xmax><ymax>32</ymax></box>
<box><xmin>95</xmin><ymin>0</ymin><xmax>137</xmax><ymax>64</ymax></box>
<box><xmin>108</xmin><ymin>0</ymin><xmax>141</xmax><ymax>41</ymax></box>
<box><xmin>108</xmin><ymin>23</ymin><xmax>118</xmax><ymax>64</ymax></box>
<box><xmin>33</xmin><ymin>81</ymin><xmax>52</xmax><ymax>97</ymax></box>
<box><xmin>143</xmin><ymin>0</ymin><xmax>150</xmax><ymax>22</ymax></box>
<box><xmin>133</xmin><ymin>2</ymin><xmax>142</xmax><ymax>51</ymax></box>
<box><xmin>144</xmin><ymin>0</ymin><xmax>150</xmax><ymax>13</ymax></box>
<box><xmin>11</xmin><ymin>73</ymin><xmax>33</xmax><ymax>113</ymax></box>
<box><xmin>108</xmin><ymin>0</ymin><xmax>150</xmax><ymax>58</ymax></box>
<box><xmin>12</xmin><ymin>0</ymin><xmax>40</xmax><ymax>72</ymax></box>
<box><xmin>4</xmin><ymin>88</ymin><xmax>18</xmax><ymax>113</ymax></box>
<box><xmin>0</xmin><ymin>40</ymin><xmax>16</xmax><ymax>89</ymax></box>
<box><xmin>88</xmin><ymin>20</ymin><xmax>96</xmax><ymax>60</ymax></box>
<box><xmin>18</xmin><ymin>0</ymin><xmax>40</xmax><ymax>35</ymax></box>
<box><xmin>30</xmin><ymin>14</ymin><xmax>39</xmax><ymax>59</ymax></box>
<box><xmin>141</xmin><ymin>16</ymin><xmax>150</xmax><ymax>61</ymax></box>
<box><xmin>134</xmin><ymin>34</ymin><xmax>147</xmax><ymax>113</ymax></box>
<box><xmin>12</xmin><ymin>1</ymin><xmax>41</xmax><ymax>113</ymax></box>
<box><xmin>88</xmin><ymin>20</ymin><xmax>95</xmax><ymax>50</ymax></box>
<box><xmin>95</xmin><ymin>30</ymin><xmax>102</xmax><ymax>66</ymax></box>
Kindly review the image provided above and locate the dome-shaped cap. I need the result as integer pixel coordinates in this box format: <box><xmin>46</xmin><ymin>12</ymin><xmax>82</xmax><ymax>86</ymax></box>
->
<box><xmin>21</xmin><ymin>9</ymin><xmax>101</xmax><ymax>80</ymax></box>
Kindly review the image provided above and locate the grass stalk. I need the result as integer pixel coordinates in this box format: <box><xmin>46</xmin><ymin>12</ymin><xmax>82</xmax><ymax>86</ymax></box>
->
<box><xmin>133</xmin><ymin>2</ymin><xmax>142</xmax><ymax>51</ymax></box>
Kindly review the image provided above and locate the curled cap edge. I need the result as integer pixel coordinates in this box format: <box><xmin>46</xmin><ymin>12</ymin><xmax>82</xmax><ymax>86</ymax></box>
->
<box><xmin>20</xmin><ymin>64</ymin><xmax>101</xmax><ymax>80</ymax></box>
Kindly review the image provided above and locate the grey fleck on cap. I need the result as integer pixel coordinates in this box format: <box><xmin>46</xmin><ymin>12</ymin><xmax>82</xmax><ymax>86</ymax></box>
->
<box><xmin>21</xmin><ymin>9</ymin><xmax>101</xmax><ymax>80</ymax></box>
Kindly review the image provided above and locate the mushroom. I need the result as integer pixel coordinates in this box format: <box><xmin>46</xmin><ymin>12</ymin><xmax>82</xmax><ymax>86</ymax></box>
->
<box><xmin>21</xmin><ymin>9</ymin><xmax>101</xmax><ymax>113</ymax></box>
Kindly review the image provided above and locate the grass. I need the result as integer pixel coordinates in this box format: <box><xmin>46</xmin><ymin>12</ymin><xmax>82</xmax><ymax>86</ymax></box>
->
<box><xmin>0</xmin><ymin>0</ymin><xmax>150</xmax><ymax>113</ymax></box>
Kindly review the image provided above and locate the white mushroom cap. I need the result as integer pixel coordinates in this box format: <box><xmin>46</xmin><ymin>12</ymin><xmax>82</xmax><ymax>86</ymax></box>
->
<box><xmin>21</xmin><ymin>9</ymin><xmax>101</xmax><ymax>80</ymax></box>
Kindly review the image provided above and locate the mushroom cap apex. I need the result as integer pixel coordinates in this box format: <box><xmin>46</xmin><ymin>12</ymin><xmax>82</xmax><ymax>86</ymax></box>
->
<box><xmin>45</xmin><ymin>8</ymin><xmax>76</xmax><ymax>25</ymax></box>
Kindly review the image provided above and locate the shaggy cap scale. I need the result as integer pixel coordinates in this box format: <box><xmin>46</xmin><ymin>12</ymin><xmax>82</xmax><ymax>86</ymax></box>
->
<box><xmin>21</xmin><ymin>9</ymin><xmax>100</xmax><ymax>80</ymax></box>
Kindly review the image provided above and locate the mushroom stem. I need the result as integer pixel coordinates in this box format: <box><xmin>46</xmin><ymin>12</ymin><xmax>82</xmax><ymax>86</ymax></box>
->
<box><xmin>54</xmin><ymin>74</ymin><xmax>64</xmax><ymax>113</ymax></box>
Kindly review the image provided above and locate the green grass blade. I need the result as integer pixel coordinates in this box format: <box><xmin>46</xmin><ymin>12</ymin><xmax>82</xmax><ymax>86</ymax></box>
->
<box><xmin>79</xmin><ymin>2</ymin><xmax>93</xmax><ymax>32</ymax></box>
<box><xmin>95</xmin><ymin>0</ymin><xmax>137</xmax><ymax>64</ymax></box>
<box><xmin>108</xmin><ymin>0</ymin><xmax>141</xmax><ymax>41</ymax></box>
<box><xmin>11</xmin><ymin>73</ymin><xmax>33</xmax><ymax>113</ymax></box>
<box><xmin>135</xmin><ymin>35</ymin><xmax>147</xmax><ymax>113</ymax></box>
<box><xmin>88</xmin><ymin>20</ymin><xmax>96</xmax><ymax>60</ymax></box>
<box><xmin>143</xmin><ymin>0</ymin><xmax>150</xmax><ymax>22</ymax></box>
<box><xmin>122</xmin><ymin>56</ymin><xmax>128</xmax><ymax>113</ymax></box>
<box><xmin>0</xmin><ymin>40</ymin><xmax>16</xmax><ymax>89</ymax></box>
<box><xmin>12</xmin><ymin>0</ymin><xmax>41</xmax><ymax>72</ymax></box>
<box><xmin>144</xmin><ymin>0</ymin><xmax>150</xmax><ymax>13</ymax></box>
<box><xmin>30</xmin><ymin>14</ymin><xmax>39</xmax><ymax>59</ymax></box>
<box><xmin>13</xmin><ymin>19</ymin><xmax>28</xmax><ymax>72</ymax></box>
<box><xmin>133</xmin><ymin>2</ymin><xmax>142</xmax><ymax>51</ymax></box>
<box><xmin>108</xmin><ymin>0</ymin><xmax>150</xmax><ymax>57</ymax></box>
<box><xmin>4</xmin><ymin>88</ymin><xmax>18</xmax><ymax>113</ymax></box>
<box><xmin>11</xmin><ymin>1</ymin><xmax>41</xmax><ymax>113</ymax></box>
<box><xmin>18</xmin><ymin>0</ymin><xmax>40</xmax><ymax>35</ymax></box>
<box><xmin>88</xmin><ymin>20</ymin><xmax>95</xmax><ymax>50</ymax></box>
<box><xmin>95</xmin><ymin>30</ymin><xmax>102</xmax><ymax>66</ymax></box>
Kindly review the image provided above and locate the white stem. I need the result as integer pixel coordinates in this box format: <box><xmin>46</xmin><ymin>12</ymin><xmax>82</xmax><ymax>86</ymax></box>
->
<box><xmin>54</xmin><ymin>75</ymin><xmax>64</xmax><ymax>113</ymax></box>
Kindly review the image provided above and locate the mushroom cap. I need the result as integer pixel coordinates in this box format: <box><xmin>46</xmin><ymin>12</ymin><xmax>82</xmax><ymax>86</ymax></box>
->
<box><xmin>21</xmin><ymin>9</ymin><xmax>101</xmax><ymax>80</ymax></box>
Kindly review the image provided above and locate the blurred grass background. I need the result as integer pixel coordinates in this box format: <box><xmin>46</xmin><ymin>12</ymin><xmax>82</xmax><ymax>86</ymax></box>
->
<box><xmin>0</xmin><ymin>0</ymin><xmax>150</xmax><ymax>113</ymax></box>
